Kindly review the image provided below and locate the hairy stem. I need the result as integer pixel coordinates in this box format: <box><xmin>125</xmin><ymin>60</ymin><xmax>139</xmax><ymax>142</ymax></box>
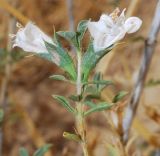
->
<box><xmin>76</xmin><ymin>52</ymin><xmax>82</xmax><ymax>95</ymax></box>
<box><xmin>76</xmin><ymin>52</ymin><xmax>89</xmax><ymax>156</ymax></box>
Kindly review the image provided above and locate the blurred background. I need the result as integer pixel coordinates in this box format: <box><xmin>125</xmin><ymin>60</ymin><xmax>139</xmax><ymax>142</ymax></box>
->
<box><xmin>0</xmin><ymin>0</ymin><xmax>160</xmax><ymax>155</ymax></box>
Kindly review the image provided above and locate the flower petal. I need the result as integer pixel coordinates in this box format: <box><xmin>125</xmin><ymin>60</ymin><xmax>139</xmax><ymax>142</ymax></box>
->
<box><xmin>88</xmin><ymin>20</ymin><xmax>107</xmax><ymax>38</ymax></box>
<box><xmin>100</xmin><ymin>14</ymin><xmax>114</xmax><ymax>27</ymax></box>
<box><xmin>13</xmin><ymin>22</ymin><xmax>55</xmax><ymax>54</ymax></box>
<box><xmin>125</xmin><ymin>17</ymin><xmax>142</xmax><ymax>33</ymax></box>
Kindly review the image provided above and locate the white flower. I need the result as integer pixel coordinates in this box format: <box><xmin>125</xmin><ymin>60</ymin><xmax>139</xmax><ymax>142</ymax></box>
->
<box><xmin>12</xmin><ymin>22</ymin><xmax>56</xmax><ymax>53</ymax></box>
<box><xmin>88</xmin><ymin>8</ymin><xmax>142</xmax><ymax>52</ymax></box>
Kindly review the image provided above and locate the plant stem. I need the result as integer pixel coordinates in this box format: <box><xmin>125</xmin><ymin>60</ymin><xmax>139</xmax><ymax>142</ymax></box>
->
<box><xmin>76</xmin><ymin>52</ymin><xmax>82</xmax><ymax>95</ymax></box>
<box><xmin>76</xmin><ymin>52</ymin><xmax>89</xmax><ymax>156</ymax></box>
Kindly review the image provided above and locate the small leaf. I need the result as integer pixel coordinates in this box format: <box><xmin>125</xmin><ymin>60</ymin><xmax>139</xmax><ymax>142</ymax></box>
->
<box><xmin>38</xmin><ymin>53</ymin><xmax>53</xmax><ymax>62</ymax></box>
<box><xmin>57</xmin><ymin>31</ymin><xmax>79</xmax><ymax>49</ymax></box>
<box><xmin>33</xmin><ymin>144</ymin><xmax>52</xmax><ymax>156</ymax></box>
<box><xmin>84</xmin><ymin>93</ymin><xmax>101</xmax><ymax>101</ymax></box>
<box><xmin>112</xmin><ymin>91</ymin><xmax>128</xmax><ymax>103</ymax></box>
<box><xmin>81</xmin><ymin>40</ymin><xmax>113</xmax><ymax>82</ymax></box>
<box><xmin>146</xmin><ymin>79</ymin><xmax>160</xmax><ymax>87</ymax></box>
<box><xmin>69</xmin><ymin>95</ymin><xmax>82</xmax><ymax>102</ymax></box>
<box><xmin>84</xmin><ymin>102</ymin><xmax>113</xmax><ymax>116</ymax></box>
<box><xmin>77</xmin><ymin>20</ymin><xmax>88</xmax><ymax>45</ymax></box>
<box><xmin>63</xmin><ymin>132</ymin><xmax>81</xmax><ymax>142</ymax></box>
<box><xmin>57</xmin><ymin>20</ymin><xmax>88</xmax><ymax>49</ymax></box>
<box><xmin>0</xmin><ymin>109</ymin><xmax>4</xmax><ymax>123</ymax></box>
<box><xmin>106</xmin><ymin>144</ymin><xmax>119</xmax><ymax>156</ymax></box>
<box><xmin>49</xmin><ymin>75</ymin><xmax>67</xmax><ymax>81</ymax></box>
<box><xmin>83</xmin><ymin>80</ymin><xmax>113</xmax><ymax>86</ymax></box>
<box><xmin>19</xmin><ymin>148</ymin><xmax>29</xmax><ymax>156</ymax></box>
<box><xmin>53</xmin><ymin>95</ymin><xmax>76</xmax><ymax>114</ymax></box>
<box><xmin>44</xmin><ymin>41</ymin><xmax>77</xmax><ymax>81</ymax></box>
<box><xmin>84</xmin><ymin>101</ymin><xmax>96</xmax><ymax>108</ymax></box>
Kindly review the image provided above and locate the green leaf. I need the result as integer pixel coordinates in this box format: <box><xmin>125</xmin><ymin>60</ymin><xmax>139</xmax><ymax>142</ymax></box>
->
<box><xmin>49</xmin><ymin>75</ymin><xmax>67</xmax><ymax>81</ymax></box>
<box><xmin>19</xmin><ymin>148</ymin><xmax>29</xmax><ymax>156</ymax></box>
<box><xmin>33</xmin><ymin>144</ymin><xmax>52</xmax><ymax>156</ymax></box>
<box><xmin>57</xmin><ymin>31</ymin><xmax>79</xmax><ymax>49</ymax></box>
<box><xmin>83</xmin><ymin>80</ymin><xmax>113</xmax><ymax>86</ymax></box>
<box><xmin>85</xmin><ymin>94</ymin><xmax>101</xmax><ymax>101</ymax></box>
<box><xmin>112</xmin><ymin>91</ymin><xmax>128</xmax><ymax>103</ymax></box>
<box><xmin>81</xmin><ymin>41</ymin><xmax>113</xmax><ymax>82</ymax></box>
<box><xmin>52</xmin><ymin>95</ymin><xmax>76</xmax><ymax>114</ymax></box>
<box><xmin>69</xmin><ymin>95</ymin><xmax>82</xmax><ymax>102</ymax></box>
<box><xmin>0</xmin><ymin>109</ymin><xmax>4</xmax><ymax>123</ymax></box>
<box><xmin>57</xmin><ymin>20</ymin><xmax>88</xmax><ymax>49</ymax></box>
<box><xmin>44</xmin><ymin>41</ymin><xmax>77</xmax><ymax>81</ymax></box>
<box><xmin>84</xmin><ymin>101</ymin><xmax>96</xmax><ymax>108</ymax></box>
<box><xmin>92</xmin><ymin>73</ymin><xmax>113</xmax><ymax>92</ymax></box>
<box><xmin>84</xmin><ymin>102</ymin><xmax>113</xmax><ymax>116</ymax></box>
<box><xmin>77</xmin><ymin>20</ymin><xmax>88</xmax><ymax>45</ymax></box>
<box><xmin>107</xmin><ymin>144</ymin><xmax>119</xmax><ymax>156</ymax></box>
<box><xmin>145</xmin><ymin>79</ymin><xmax>160</xmax><ymax>87</ymax></box>
<box><xmin>38</xmin><ymin>53</ymin><xmax>53</xmax><ymax>62</ymax></box>
<box><xmin>63</xmin><ymin>132</ymin><xmax>81</xmax><ymax>142</ymax></box>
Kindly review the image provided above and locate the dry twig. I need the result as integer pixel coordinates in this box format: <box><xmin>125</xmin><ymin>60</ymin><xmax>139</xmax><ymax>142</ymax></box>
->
<box><xmin>66</xmin><ymin>0</ymin><xmax>74</xmax><ymax>32</ymax></box>
<box><xmin>0</xmin><ymin>0</ymin><xmax>29</xmax><ymax>24</ymax></box>
<box><xmin>122</xmin><ymin>0</ymin><xmax>160</xmax><ymax>143</ymax></box>
<box><xmin>0</xmin><ymin>1</ymin><xmax>16</xmax><ymax>154</ymax></box>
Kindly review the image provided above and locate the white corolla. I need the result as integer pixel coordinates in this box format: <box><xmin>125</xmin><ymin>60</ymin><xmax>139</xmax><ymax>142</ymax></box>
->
<box><xmin>88</xmin><ymin>8</ymin><xmax>142</xmax><ymax>52</ymax></box>
<box><xmin>12</xmin><ymin>22</ymin><xmax>55</xmax><ymax>53</ymax></box>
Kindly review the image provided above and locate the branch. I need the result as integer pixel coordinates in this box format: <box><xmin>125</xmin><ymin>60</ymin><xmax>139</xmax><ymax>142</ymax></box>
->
<box><xmin>0</xmin><ymin>1</ymin><xmax>17</xmax><ymax>154</ymax></box>
<box><xmin>0</xmin><ymin>0</ymin><xmax>29</xmax><ymax>24</ymax></box>
<box><xmin>66</xmin><ymin>0</ymin><xmax>74</xmax><ymax>32</ymax></box>
<box><xmin>122</xmin><ymin>0</ymin><xmax>160</xmax><ymax>143</ymax></box>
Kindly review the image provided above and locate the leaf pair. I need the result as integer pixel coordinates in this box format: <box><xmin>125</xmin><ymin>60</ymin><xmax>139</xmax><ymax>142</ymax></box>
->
<box><xmin>83</xmin><ymin>73</ymin><xmax>113</xmax><ymax>101</ymax></box>
<box><xmin>52</xmin><ymin>95</ymin><xmax>114</xmax><ymax>117</ymax></box>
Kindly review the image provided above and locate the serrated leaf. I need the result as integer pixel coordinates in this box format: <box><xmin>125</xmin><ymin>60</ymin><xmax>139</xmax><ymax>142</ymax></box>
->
<box><xmin>53</xmin><ymin>95</ymin><xmax>76</xmax><ymax>114</ymax></box>
<box><xmin>19</xmin><ymin>148</ymin><xmax>29</xmax><ymax>156</ymax></box>
<box><xmin>63</xmin><ymin>132</ymin><xmax>81</xmax><ymax>142</ymax></box>
<box><xmin>81</xmin><ymin>41</ymin><xmax>113</xmax><ymax>82</ymax></box>
<box><xmin>49</xmin><ymin>75</ymin><xmax>67</xmax><ymax>81</ymax></box>
<box><xmin>33</xmin><ymin>144</ymin><xmax>52</xmax><ymax>156</ymax></box>
<box><xmin>44</xmin><ymin>41</ymin><xmax>77</xmax><ymax>81</ymax></box>
<box><xmin>0</xmin><ymin>109</ymin><xmax>4</xmax><ymax>123</ymax></box>
<box><xmin>112</xmin><ymin>91</ymin><xmax>128</xmax><ymax>103</ymax></box>
<box><xmin>77</xmin><ymin>20</ymin><xmax>88</xmax><ymax>45</ymax></box>
<box><xmin>84</xmin><ymin>102</ymin><xmax>113</xmax><ymax>116</ymax></box>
